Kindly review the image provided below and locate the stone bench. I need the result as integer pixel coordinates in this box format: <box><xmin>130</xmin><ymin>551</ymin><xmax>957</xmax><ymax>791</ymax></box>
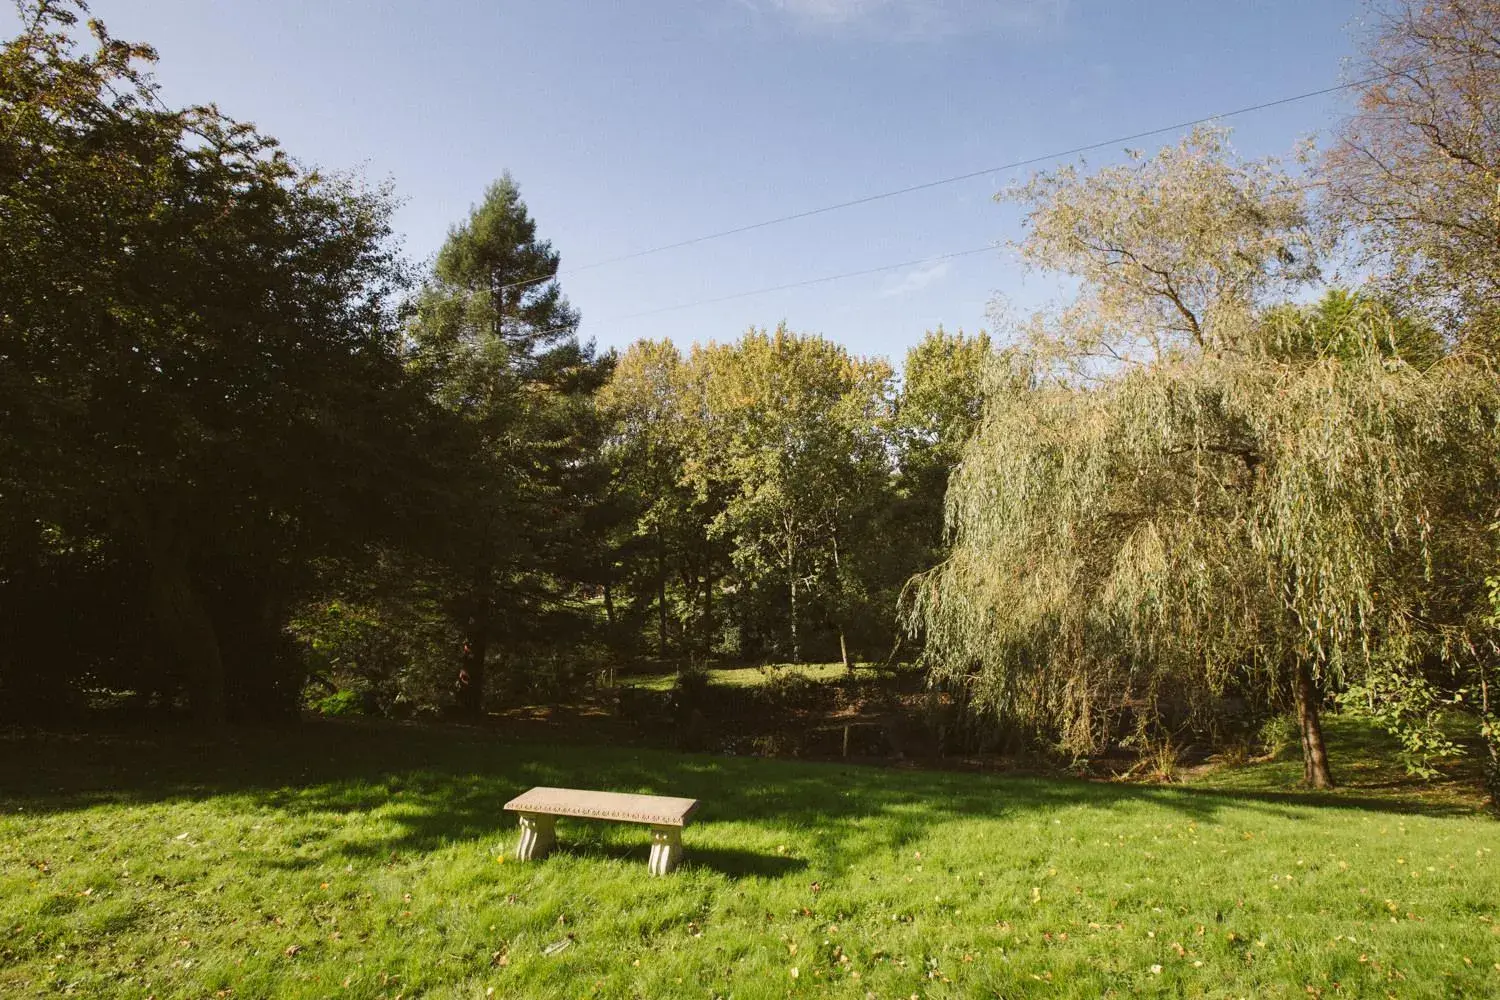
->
<box><xmin>502</xmin><ymin>786</ymin><xmax>701</xmax><ymax>875</ymax></box>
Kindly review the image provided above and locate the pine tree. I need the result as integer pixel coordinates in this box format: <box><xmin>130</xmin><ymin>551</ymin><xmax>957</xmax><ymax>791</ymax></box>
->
<box><xmin>410</xmin><ymin>175</ymin><xmax>612</xmax><ymax>717</ymax></box>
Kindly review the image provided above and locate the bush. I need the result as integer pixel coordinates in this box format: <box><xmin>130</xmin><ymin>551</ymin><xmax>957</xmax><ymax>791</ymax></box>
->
<box><xmin>288</xmin><ymin>595</ymin><xmax>460</xmax><ymax>718</ymax></box>
<box><xmin>1257</xmin><ymin>714</ymin><xmax>1300</xmax><ymax>761</ymax></box>
<box><xmin>669</xmin><ymin>665</ymin><xmax>712</xmax><ymax>714</ymax></box>
<box><xmin>312</xmin><ymin>689</ymin><xmax>365</xmax><ymax>717</ymax></box>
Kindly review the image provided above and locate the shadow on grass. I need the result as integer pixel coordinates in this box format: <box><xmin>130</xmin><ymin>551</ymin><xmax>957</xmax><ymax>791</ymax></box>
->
<box><xmin>532</xmin><ymin>840</ymin><xmax>808</xmax><ymax>878</ymax></box>
<box><xmin>0</xmin><ymin>717</ymin><xmax>1483</xmax><ymax>870</ymax></box>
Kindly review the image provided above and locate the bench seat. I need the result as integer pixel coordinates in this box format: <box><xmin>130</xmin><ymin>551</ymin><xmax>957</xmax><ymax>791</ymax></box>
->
<box><xmin>502</xmin><ymin>786</ymin><xmax>700</xmax><ymax>874</ymax></box>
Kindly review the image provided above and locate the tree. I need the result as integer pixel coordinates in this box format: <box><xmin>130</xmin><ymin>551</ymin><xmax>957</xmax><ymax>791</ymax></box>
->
<box><xmin>599</xmin><ymin>340</ymin><xmax>727</xmax><ymax>659</ymax></box>
<box><xmin>1004</xmin><ymin>126</ymin><xmax>1324</xmax><ymax>369</ymax></box>
<box><xmin>906</xmin><ymin>131</ymin><xmax>1499</xmax><ymax>787</ymax></box>
<box><xmin>892</xmin><ymin>327</ymin><xmax>993</xmax><ymax>565</ymax></box>
<box><xmin>408</xmin><ymin>175</ymin><xmax>612</xmax><ymax>717</ymax></box>
<box><xmin>685</xmin><ymin>326</ymin><xmax>895</xmax><ymax>666</ymax></box>
<box><xmin>0</xmin><ymin>1</ymin><xmax>427</xmax><ymax>723</ymax></box>
<box><xmin>1326</xmin><ymin>0</ymin><xmax>1500</xmax><ymax>337</ymax></box>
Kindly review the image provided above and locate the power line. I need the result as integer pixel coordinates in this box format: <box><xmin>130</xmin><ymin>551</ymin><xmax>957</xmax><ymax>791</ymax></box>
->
<box><xmin>494</xmin><ymin>157</ymin><xmax>1330</xmax><ymax>332</ymax></box>
<box><xmin>497</xmin><ymin>65</ymin><xmax>1404</xmax><ymax>295</ymax></box>
<box><xmin>597</xmin><ymin>175</ymin><xmax>1341</xmax><ymax>325</ymax></box>
<box><xmin>611</xmin><ymin>245</ymin><xmax>997</xmax><ymax>321</ymax></box>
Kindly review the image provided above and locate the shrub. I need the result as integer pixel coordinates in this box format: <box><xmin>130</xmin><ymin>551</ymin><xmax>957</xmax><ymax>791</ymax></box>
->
<box><xmin>312</xmin><ymin>689</ymin><xmax>365</xmax><ymax>717</ymax></box>
<box><xmin>1257</xmin><ymin>714</ymin><xmax>1300</xmax><ymax>761</ymax></box>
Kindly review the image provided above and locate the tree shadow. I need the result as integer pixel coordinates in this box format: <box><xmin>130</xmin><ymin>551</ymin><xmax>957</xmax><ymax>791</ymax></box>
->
<box><xmin>0</xmin><ymin>717</ymin><xmax>1481</xmax><ymax>875</ymax></box>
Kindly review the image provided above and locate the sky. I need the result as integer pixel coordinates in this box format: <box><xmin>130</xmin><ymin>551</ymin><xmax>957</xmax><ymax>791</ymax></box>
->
<box><xmin>9</xmin><ymin>0</ymin><xmax>1373</xmax><ymax>362</ymax></box>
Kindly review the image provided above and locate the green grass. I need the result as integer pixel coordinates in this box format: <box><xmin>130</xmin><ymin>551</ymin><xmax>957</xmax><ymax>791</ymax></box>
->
<box><xmin>1</xmin><ymin>720</ymin><xmax>1496</xmax><ymax>999</ymax></box>
<box><xmin>618</xmin><ymin>661</ymin><xmax>860</xmax><ymax>692</ymax></box>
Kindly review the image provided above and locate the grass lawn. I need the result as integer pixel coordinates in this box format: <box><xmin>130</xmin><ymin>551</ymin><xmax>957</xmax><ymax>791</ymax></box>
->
<box><xmin>618</xmin><ymin>661</ymin><xmax>859</xmax><ymax>692</ymax></box>
<box><xmin>2</xmin><ymin>719</ymin><xmax>1496</xmax><ymax>999</ymax></box>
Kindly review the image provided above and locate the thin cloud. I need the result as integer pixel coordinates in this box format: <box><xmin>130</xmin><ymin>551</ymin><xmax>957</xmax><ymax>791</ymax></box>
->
<box><xmin>744</xmin><ymin>0</ymin><xmax>1070</xmax><ymax>39</ymax></box>
<box><xmin>880</xmin><ymin>259</ymin><xmax>951</xmax><ymax>298</ymax></box>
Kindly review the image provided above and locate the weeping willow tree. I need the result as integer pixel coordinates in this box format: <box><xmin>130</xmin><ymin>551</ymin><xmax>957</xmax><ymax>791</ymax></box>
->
<box><xmin>907</xmin><ymin>128</ymin><xmax>1500</xmax><ymax>787</ymax></box>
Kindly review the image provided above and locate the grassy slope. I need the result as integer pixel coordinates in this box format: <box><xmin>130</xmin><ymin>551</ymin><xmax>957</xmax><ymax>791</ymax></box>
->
<box><xmin>1</xmin><ymin>720</ymin><xmax>1496</xmax><ymax>999</ymax></box>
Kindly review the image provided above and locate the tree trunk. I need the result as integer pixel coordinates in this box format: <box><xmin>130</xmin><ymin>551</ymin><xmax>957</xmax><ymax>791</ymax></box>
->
<box><xmin>146</xmin><ymin>548</ymin><xmax>226</xmax><ymax>726</ymax></box>
<box><xmin>832</xmin><ymin>529</ymin><xmax>850</xmax><ymax>672</ymax></box>
<box><xmin>602</xmin><ymin>581</ymin><xmax>616</xmax><ymax>629</ymax></box>
<box><xmin>456</xmin><ymin>592</ymin><xmax>491</xmax><ymax>719</ymax></box>
<box><xmin>789</xmin><ymin>577</ymin><xmax>801</xmax><ymax>663</ymax></box>
<box><xmin>657</xmin><ymin>578</ymin><xmax>669</xmax><ymax>659</ymax></box>
<box><xmin>1293</xmin><ymin>659</ymin><xmax>1334</xmax><ymax>789</ymax></box>
<box><xmin>701</xmin><ymin>573</ymin><xmax>715</xmax><ymax>654</ymax></box>
<box><xmin>656</xmin><ymin>527</ymin><xmax>669</xmax><ymax>659</ymax></box>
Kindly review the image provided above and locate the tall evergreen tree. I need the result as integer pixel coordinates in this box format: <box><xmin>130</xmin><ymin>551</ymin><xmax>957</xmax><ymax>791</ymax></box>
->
<box><xmin>410</xmin><ymin>175</ymin><xmax>612</xmax><ymax>717</ymax></box>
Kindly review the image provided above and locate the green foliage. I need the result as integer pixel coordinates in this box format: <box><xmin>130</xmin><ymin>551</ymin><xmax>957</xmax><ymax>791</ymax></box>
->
<box><xmin>913</xmin><ymin>296</ymin><xmax>1498</xmax><ymax>762</ymax></box>
<box><xmin>1257</xmin><ymin>714</ymin><xmax>1300</xmax><ymax>762</ymax></box>
<box><xmin>907</xmin><ymin>125</ymin><xmax>1500</xmax><ymax>784</ymax></box>
<box><xmin>0</xmin><ymin>1</ymin><xmax>432</xmax><ymax>722</ymax></box>
<box><xmin>669</xmin><ymin>663</ymin><xmax>713</xmax><ymax>710</ymax></box>
<box><xmin>895</xmin><ymin>327</ymin><xmax>994</xmax><ymax>472</ymax></box>
<box><xmin>1479</xmin><ymin>570</ymin><xmax>1500</xmax><ymax>797</ymax></box>
<box><xmin>884</xmin><ymin>328</ymin><xmax>995</xmax><ymax>615</ymax></box>
<box><xmin>602</xmin><ymin>327</ymin><xmax>906</xmax><ymax>666</ymax></box>
<box><xmin>288</xmin><ymin>588</ymin><xmax>460</xmax><ymax>717</ymax></box>
<box><xmin>1340</xmin><ymin>675</ymin><xmax>1465</xmax><ymax>780</ymax></box>
<box><xmin>403</xmin><ymin>173</ymin><xmax>615</xmax><ymax>715</ymax></box>
<box><xmin>1004</xmin><ymin>125</ymin><xmax>1324</xmax><ymax>364</ymax></box>
<box><xmin>688</xmin><ymin>326</ymin><xmax>895</xmax><ymax>663</ymax></box>
<box><xmin>310</xmin><ymin>688</ymin><xmax>365</xmax><ymax>717</ymax></box>
<box><xmin>599</xmin><ymin>339</ymin><xmax>724</xmax><ymax>658</ymax></box>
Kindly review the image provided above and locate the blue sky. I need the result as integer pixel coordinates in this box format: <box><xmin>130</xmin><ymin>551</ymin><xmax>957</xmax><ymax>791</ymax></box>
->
<box><xmin>13</xmin><ymin>0</ymin><xmax>1369</xmax><ymax>362</ymax></box>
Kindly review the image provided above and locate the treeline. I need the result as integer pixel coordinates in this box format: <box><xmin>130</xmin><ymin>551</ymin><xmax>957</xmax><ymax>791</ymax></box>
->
<box><xmin>3</xmin><ymin>1</ymin><xmax>1499</xmax><ymax>793</ymax></box>
<box><xmin>0</xmin><ymin>1</ymin><xmax>983</xmax><ymax>725</ymax></box>
<box><xmin>594</xmin><ymin>326</ymin><xmax>987</xmax><ymax>667</ymax></box>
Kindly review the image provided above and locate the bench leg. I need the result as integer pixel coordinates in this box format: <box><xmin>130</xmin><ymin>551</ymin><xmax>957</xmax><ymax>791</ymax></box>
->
<box><xmin>515</xmin><ymin>813</ymin><xmax>556</xmax><ymax>861</ymax></box>
<box><xmin>648</xmin><ymin>826</ymin><xmax>683</xmax><ymax>875</ymax></box>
